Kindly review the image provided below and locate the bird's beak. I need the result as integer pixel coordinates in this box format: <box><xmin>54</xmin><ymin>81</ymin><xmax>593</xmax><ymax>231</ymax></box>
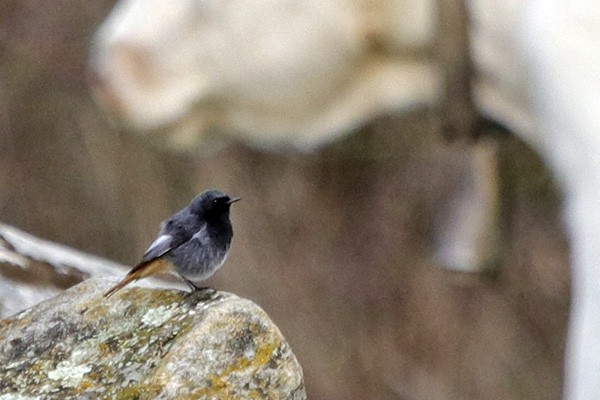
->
<box><xmin>227</xmin><ymin>197</ymin><xmax>241</xmax><ymax>204</ymax></box>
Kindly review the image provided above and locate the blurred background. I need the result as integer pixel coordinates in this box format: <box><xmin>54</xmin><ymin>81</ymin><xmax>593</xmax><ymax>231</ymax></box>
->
<box><xmin>0</xmin><ymin>1</ymin><xmax>570</xmax><ymax>399</ymax></box>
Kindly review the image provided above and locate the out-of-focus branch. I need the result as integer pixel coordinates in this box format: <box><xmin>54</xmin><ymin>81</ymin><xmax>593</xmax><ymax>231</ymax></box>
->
<box><xmin>0</xmin><ymin>223</ymin><xmax>127</xmax><ymax>280</ymax></box>
<box><xmin>0</xmin><ymin>223</ymin><xmax>183</xmax><ymax>318</ymax></box>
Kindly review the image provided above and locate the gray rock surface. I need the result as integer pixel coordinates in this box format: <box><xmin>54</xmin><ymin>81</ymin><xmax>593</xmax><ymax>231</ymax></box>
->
<box><xmin>0</xmin><ymin>277</ymin><xmax>306</xmax><ymax>399</ymax></box>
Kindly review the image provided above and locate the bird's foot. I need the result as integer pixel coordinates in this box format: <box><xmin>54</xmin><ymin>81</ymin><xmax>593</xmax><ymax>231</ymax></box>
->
<box><xmin>184</xmin><ymin>279</ymin><xmax>216</xmax><ymax>299</ymax></box>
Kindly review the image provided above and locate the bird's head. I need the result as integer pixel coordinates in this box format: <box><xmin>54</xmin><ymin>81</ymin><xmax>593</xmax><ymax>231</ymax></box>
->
<box><xmin>190</xmin><ymin>190</ymin><xmax>240</xmax><ymax>217</ymax></box>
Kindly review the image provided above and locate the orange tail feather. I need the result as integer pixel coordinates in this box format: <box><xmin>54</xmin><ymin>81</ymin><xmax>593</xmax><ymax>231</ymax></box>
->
<box><xmin>104</xmin><ymin>258</ymin><xmax>172</xmax><ymax>298</ymax></box>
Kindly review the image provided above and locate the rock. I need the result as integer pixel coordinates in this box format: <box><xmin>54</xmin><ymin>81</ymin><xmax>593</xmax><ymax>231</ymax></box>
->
<box><xmin>0</xmin><ymin>277</ymin><xmax>306</xmax><ymax>399</ymax></box>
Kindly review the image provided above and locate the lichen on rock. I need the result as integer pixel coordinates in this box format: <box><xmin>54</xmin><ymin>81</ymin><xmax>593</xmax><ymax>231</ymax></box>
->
<box><xmin>0</xmin><ymin>277</ymin><xmax>306</xmax><ymax>399</ymax></box>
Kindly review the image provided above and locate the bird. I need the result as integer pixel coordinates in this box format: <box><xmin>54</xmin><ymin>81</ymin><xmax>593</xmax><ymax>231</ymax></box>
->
<box><xmin>104</xmin><ymin>189</ymin><xmax>240</xmax><ymax>297</ymax></box>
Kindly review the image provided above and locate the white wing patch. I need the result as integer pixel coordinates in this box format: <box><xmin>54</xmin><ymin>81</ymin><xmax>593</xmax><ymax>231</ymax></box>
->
<box><xmin>144</xmin><ymin>234</ymin><xmax>172</xmax><ymax>257</ymax></box>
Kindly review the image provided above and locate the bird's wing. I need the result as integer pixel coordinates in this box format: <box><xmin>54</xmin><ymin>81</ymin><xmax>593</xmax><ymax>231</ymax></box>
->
<box><xmin>141</xmin><ymin>234</ymin><xmax>175</xmax><ymax>262</ymax></box>
<box><xmin>140</xmin><ymin>212</ymin><xmax>197</xmax><ymax>263</ymax></box>
<box><xmin>104</xmin><ymin>212</ymin><xmax>202</xmax><ymax>297</ymax></box>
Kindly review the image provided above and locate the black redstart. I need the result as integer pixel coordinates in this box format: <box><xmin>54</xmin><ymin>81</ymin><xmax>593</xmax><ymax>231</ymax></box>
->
<box><xmin>104</xmin><ymin>189</ymin><xmax>240</xmax><ymax>297</ymax></box>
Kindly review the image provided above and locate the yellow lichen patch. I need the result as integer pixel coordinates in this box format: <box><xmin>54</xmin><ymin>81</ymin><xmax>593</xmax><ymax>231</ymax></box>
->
<box><xmin>247</xmin><ymin>389</ymin><xmax>264</xmax><ymax>399</ymax></box>
<box><xmin>254</xmin><ymin>340</ymin><xmax>278</xmax><ymax>366</ymax></box>
<box><xmin>185</xmin><ymin>375</ymin><xmax>233</xmax><ymax>399</ymax></box>
<box><xmin>204</xmin><ymin>336</ymin><xmax>281</xmax><ymax>392</ymax></box>
<box><xmin>97</xmin><ymin>342</ymin><xmax>111</xmax><ymax>358</ymax></box>
<box><xmin>78</xmin><ymin>379</ymin><xmax>93</xmax><ymax>390</ymax></box>
<box><xmin>114</xmin><ymin>383</ymin><xmax>162</xmax><ymax>400</ymax></box>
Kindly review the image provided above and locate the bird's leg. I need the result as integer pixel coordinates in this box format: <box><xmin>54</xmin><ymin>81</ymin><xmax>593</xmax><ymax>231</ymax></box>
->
<box><xmin>184</xmin><ymin>278</ymin><xmax>210</xmax><ymax>293</ymax></box>
<box><xmin>183</xmin><ymin>279</ymin><xmax>216</xmax><ymax>302</ymax></box>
